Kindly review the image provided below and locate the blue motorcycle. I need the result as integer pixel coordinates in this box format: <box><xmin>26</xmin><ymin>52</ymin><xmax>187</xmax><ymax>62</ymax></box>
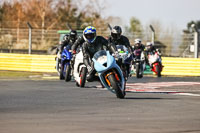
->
<box><xmin>92</xmin><ymin>50</ymin><xmax>126</xmax><ymax>99</ymax></box>
<box><xmin>60</xmin><ymin>45</ymin><xmax>72</xmax><ymax>82</ymax></box>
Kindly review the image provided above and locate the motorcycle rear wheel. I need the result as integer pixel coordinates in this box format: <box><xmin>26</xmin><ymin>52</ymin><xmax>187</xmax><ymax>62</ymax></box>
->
<box><xmin>108</xmin><ymin>74</ymin><xmax>125</xmax><ymax>99</ymax></box>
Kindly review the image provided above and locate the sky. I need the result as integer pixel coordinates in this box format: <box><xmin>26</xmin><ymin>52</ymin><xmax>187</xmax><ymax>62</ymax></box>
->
<box><xmin>98</xmin><ymin>0</ymin><xmax>200</xmax><ymax>31</ymax></box>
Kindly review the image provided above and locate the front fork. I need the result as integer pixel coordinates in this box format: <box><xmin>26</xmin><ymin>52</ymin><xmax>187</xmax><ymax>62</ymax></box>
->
<box><xmin>105</xmin><ymin>71</ymin><xmax>120</xmax><ymax>87</ymax></box>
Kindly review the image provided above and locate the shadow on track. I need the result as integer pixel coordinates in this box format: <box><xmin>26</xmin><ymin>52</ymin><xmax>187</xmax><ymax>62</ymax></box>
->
<box><xmin>124</xmin><ymin>97</ymin><xmax>178</xmax><ymax>100</ymax></box>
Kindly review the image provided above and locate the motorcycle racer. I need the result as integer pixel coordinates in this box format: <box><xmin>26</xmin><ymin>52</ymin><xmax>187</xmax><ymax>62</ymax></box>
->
<box><xmin>82</xmin><ymin>26</ymin><xmax>115</xmax><ymax>81</ymax></box>
<box><xmin>145</xmin><ymin>42</ymin><xmax>162</xmax><ymax>68</ymax></box>
<box><xmin>107</xmin><ymin>26</ymin><xmax>133</xmax><ymax>77</ymax></box>
<box><xmin>132</xmin><ymin>38</ymin><xmax>145</xmax><ymax>51</ymax></box>
<box><xmin>107</xmin><ymin>26</ymin><xmax>133</xmax><ymax>54</ymax></box>
<box><xmin>145</xmin><ymin>42</ymin><xmax>160</xmax><ymax>55</ymax></box>
<box><xmin>60</xmin><ymin>30</ymin><xmax>78</xmax><ymax>53</ymax></box>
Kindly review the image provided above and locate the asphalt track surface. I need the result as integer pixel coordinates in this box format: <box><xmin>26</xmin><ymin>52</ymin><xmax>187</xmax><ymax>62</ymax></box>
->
<box><xmin>0</xmin><ymin>76</ymin><xmax>200</xmax><ymax>133</ymax></box>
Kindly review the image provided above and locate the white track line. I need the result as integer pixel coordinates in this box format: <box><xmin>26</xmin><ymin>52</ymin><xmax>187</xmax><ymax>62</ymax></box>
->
<box><xmin>173</xmin><ymin>93</ymin><xmax>200</xmax><ymax>97</ymax></box>
<box><xmin>96</xmin><ymin>82</ymin><xmax>200</xmax><ymax>97</ymax></box>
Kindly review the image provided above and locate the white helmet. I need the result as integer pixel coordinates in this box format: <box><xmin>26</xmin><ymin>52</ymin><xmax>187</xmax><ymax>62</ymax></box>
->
<box><xmin>146</xmin><ymin>42</ymin><xmax>153</xmax><ymax>46</ymax></box>
<box><xmin>135</xmin><ymin>39</ymin><xmax>141</xmax><ymax>44</ymax></box>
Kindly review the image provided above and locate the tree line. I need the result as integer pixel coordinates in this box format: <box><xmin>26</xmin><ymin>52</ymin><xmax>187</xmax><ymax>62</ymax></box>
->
<box><xmin>0</xmin><ymin>0</ymin><xmax>108</xmax><ymax>30</ymax></box>
<box><xmin>0</xmin><ymin>0</ymin><xmax>199</xmax><ymax>56</ymax></box>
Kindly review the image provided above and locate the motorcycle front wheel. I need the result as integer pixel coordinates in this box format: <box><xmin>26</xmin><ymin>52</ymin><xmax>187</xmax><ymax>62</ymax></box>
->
<box><xmin>79</xmin><ymin>67</ymin><xmax>87</xmax><ymax>87</ymax></box>
<box><xmin>136</xmin><ymin>64</ymin><xmax>142</xmax><ymax>78</ymax></box>
<box><xmin>59</xmin><ymin>66</ymin><xmax>64</xmax><ymax>80</ymax></box>
<box><xmin>156</xmin><ymin>65</ymin><xmax>161</xmax><ymax>77</ymax></box>
<box><xmin>108</xmin><ymin>74</ymin><xmax>125</xmax><ymax>99</ymax></box>
<box><xmin>65</xmin><ymin>65</ymin><xmax>71</xmax><ymax>82</ymax></box>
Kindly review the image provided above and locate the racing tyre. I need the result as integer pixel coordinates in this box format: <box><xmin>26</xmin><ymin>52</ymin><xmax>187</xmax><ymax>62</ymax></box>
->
<box><xmin>136</xmin><ymin>64</ymin><xmax>140</xmax><ymax>78</ymax></box>
<box><xmin>80</xmin><ymin>67</ymin><xmax>87</xmax><ymax>87</ymax></box>
<box><xmin>108</xmin><ymin>74</ymin><xmax>125</xmax><ymax>99</ymax></box>
<box><xmin>65</xmin><ymin>65</ymin><xmax>71</xmax><ymax>82</ymax></box>
<box><xmin>59</xmin><ymin>66</ymin><xmax>64</xmax><ymax>80</ymax></box>
<box><xmin>156</xmin><ymin>65</ymin><xmax>161</xmax><ymax>77</ymax></box>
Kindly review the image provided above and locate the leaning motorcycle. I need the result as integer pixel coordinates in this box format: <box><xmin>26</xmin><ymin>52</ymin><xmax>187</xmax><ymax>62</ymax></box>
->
<box><xmin>73</xmin><ymin>49</ymin><xmax>87</xmax><ymax>87</ymax></box>
<box><xmin>116</xmin><ymin>45</ymin><xmax>132</xmax><ymax>81</ymax></box>
<box><xmin>133</xmin><ymin>49</ymin><xmax>145</xmax><ymax>78</ymax></box>
<box><xmin>92</xmin><ymin>50</ymin><xmax>126</xmax><ymax>99</ymax></box>
<box><xmin>148</xmin><ymin>51</ymin><xmax>163</xmax><ymax>77</ymax></box>
<box><xmin>60</xmin><ymin>45</ymin><xmax>72</xmax><ymax>81</ymax></box>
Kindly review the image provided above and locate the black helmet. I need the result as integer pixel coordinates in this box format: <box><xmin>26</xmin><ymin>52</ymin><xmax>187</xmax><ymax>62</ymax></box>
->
<box><xmin>111</xmin><ymin>26</ymin><xmax>122</xmax><ymax>40</ymax></box>
<box><xmin>69</xmin><ymin>30</ymin><xmax>77</xmax><ymax>42</ymax></box>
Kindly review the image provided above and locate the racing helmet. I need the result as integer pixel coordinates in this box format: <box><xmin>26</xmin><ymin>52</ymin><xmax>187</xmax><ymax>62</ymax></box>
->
<box><xmin>134</xmin><ymin>38</ymin><xmax>142</xmax><ymax>49</ymax></box>
<box><xmin>146</xmin><ymin>42</ymin><xmax>153</xmax><ymax>46</ymax></box>
<box><xmin>111</xmin><ymin>26</ymin><xmax>122</xmax><ymax>40</ymax></box>
<box><xmin>83</xmin><ymin>26</ymin><xmax>96</xmax><ymax>43</ymax></box>
<box><xmin>146</xmin><ymin>42</ymin><xmax>153</xmax><ymax>51</ymax></box>
<box><xmin>134</xmin><ymin>38</ymin><xmax>142</xmax><ymax>44</ymax></box>
<box><xmin>69</xmin><ymin>30</ymin><xmax>77</xmax><ymax>42</ymax></box>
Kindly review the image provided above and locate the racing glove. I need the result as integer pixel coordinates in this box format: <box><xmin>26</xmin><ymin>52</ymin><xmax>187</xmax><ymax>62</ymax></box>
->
<box><xmin>87</xmin><ymin>65</ymin><xmax>92</xmax><ymax>73</ymax></box>
<box><xmin>72</xmin><ymin>50</ymin><xmax>76</xmax><ymax>54</ymax></box>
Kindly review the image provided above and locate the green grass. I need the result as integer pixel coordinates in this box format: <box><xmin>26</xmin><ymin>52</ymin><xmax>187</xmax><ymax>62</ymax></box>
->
<box><xmin>0</xmin><ymin>70</ymin><xmax>43</xmax><ymax>78</ymax></box>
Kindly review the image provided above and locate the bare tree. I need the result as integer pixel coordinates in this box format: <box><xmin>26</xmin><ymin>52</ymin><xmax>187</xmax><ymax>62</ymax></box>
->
<box><xmin>23</xmin><ymin>0</ymin><xmax>56</xmax><ymax>41</ymax></box>
<box><xmin>144</xmin><ymin>20</ymin><xmax>177</xmax><ymax>56</ymax></box>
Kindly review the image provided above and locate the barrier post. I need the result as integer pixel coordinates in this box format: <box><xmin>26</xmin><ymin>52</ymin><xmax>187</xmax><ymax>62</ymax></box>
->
<box><xmin>27</xmin><ymin>22</ymin><xmax>32</xmax><ymax>54</ymax></box>
<box><xmin>150</xmin><ymin>25</ymin><xmax>155</xmax><ymax>44</ymax></box>
<box><xmin>191</xmin><ymin>24</ymin><xmax>199</xmax><ymax>58</ymax></box>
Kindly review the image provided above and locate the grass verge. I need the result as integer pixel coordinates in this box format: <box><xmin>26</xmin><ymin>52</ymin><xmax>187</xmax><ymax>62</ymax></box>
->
<box><xmin>0</xmin><ymin>70</ymin><xmax>43</xmax><ymax>78</ymax></box>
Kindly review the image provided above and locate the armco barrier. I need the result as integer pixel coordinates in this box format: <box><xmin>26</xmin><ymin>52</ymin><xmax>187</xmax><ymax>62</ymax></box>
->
<box><xmin>0</xmin><ymin>53</ymin><xmax>200</xmax><ymax>76</ymax></box>
<box><xmin>162</xmin><ymin>57</ymin><xmax>200</xmax><ymax>76</ymax></box>
<box><xmin>0</xmin><ymin>53</ymin><xmax>56</xmax><ymax>72</ymax></box>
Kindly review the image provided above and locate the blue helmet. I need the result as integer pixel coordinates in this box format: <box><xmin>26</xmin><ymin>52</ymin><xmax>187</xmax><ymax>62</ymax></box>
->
<box><xmin>83</xmin><ymin>26</ymin><xmax>96</xmax><ymax>43</ymax></box>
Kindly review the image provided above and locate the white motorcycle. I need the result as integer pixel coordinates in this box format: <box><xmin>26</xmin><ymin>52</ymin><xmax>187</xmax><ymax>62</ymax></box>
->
<box><xmin>73</xmin><ymin>49</ymin><xmax>87</xmax><ymax>87</ymax></box>
<box><xmin>148</xmin><ymin>51</ymin><xmax>163</xmax><ymax>77</ymax></box>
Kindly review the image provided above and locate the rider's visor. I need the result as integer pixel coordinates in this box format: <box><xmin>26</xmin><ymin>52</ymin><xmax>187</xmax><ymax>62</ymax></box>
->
<box><xmin>85</xmin><ymin>33</ymin><xmax>95</xmax><ymax>40</ymax></box>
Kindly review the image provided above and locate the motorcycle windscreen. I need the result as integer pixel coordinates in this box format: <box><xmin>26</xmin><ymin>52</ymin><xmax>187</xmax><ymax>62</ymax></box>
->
<box><xmin>116</xmin><ymin>45</ymin><xmax>130</xmax><ymax>60</ymax></box>
<box><xmin>62</xmin><ymin>48</ymin><xmax>72</xmax><ymax>60</ymax></box>
<box><xmin>116</xmin><ymin>45</ymin><xmax>128</xmax><ymax>53</ymax></box>
<box><xmin>93</xmin><ymin>50</ymin><xmax>107</xmax><ymax>64</ymax></box>
<box><xmin>64</xmin><ymin>45</ymin><xmax>71</xmax><ymax>50</ymax></box>
<box><xmin>93</xmin><ymin>50</ymin><xmax>115</xmax><ymax>72</ymax></box>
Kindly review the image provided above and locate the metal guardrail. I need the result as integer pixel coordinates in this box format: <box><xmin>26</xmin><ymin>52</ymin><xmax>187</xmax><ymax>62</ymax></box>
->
<box><xmin>162</xmin><ymin>57</ymin><xmax>200</xmax><ymax>76</ymax></box>
<box><xmin>0</xmin><ymin>53</ymin><xmax>200</xmax><ymax>76</ymax></box>
<box><xmin>0</xmin><ymin>53</ymin><xmax>56</xmax><ymax>72</ymax></box>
